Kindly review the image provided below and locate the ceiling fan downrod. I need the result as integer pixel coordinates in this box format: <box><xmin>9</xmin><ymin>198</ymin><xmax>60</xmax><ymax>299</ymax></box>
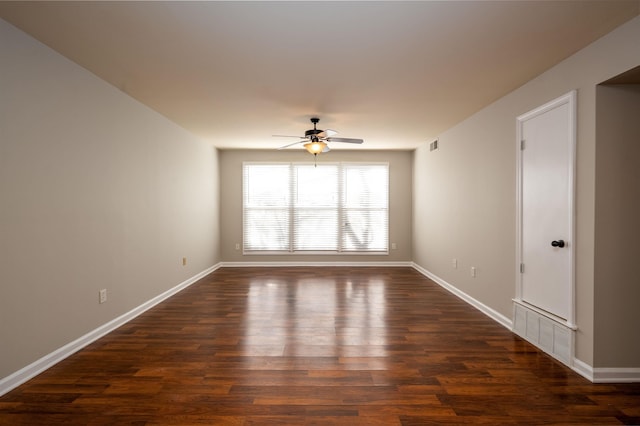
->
<box><xmin>305</xmin><ymin>117</ymin><xmax>323</xmax><ymax>139</ymax></box>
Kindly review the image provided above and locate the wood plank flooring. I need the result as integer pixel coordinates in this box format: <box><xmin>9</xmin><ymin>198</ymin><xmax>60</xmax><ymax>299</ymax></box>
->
<box><xmin>1</xmin><ymin>267</ymin><xmax>639</xmax><ymax>425</ymax></box>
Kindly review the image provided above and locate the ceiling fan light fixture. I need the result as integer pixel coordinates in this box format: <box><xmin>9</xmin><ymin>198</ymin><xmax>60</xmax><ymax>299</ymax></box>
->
<box><xmin>304</xmin><ymin>140</ymin><xmax>326</xmax><ymax>155</ymax></box>
<box><xmin>275</xmin><ymin>117</ymin><xmax>363</xmax><ymax>154</ymax></box>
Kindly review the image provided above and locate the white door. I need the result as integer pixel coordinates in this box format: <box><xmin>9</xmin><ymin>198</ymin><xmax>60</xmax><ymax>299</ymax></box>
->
<box><xmin>517</xmin><ymin>91</ymin><xmax>575</xmax><ymax>324</ymax></box>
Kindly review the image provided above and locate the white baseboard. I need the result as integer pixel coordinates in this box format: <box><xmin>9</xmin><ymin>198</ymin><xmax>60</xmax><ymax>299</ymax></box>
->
<box><xmin>572</xmin><ymin>358</ymin><xmax>594</xmax><ymax>381</ymax></box>
<box><xmin>221</xmin><ymin>261</ymin><xmax>414</xmax><ymax>267</ymax></box>
<box><xmin>411</xmin><ymin>263</ymin><xmax>513</xmax><ymax>330</ymax></box>
<box><xmin>593</xmin><ymin>367</ymin><xmax>640</xmax><ymax>383</ymax></box>
<box><xmin>0</xmin><ymin>263</ymin><xmax>221</xmax><ymax>397</ymax></box>
<box><xmin>572</xmin><ymin>359</ymin><xmax>640</xmax><ymax>383</ymax></box>
<box><xmin>410</xmin><ymin>264</ymin><xmax>640</xmax><ymax>384</ymax></box>
<box><xmin>4</xmin><ymin>262</ymin><xmax>637</xmax><ymax>394</ymax></box>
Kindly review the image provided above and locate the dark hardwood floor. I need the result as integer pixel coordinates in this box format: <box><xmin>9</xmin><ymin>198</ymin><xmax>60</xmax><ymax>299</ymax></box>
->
<box><xmin>1</xmin><ymin>267</ymin><xmax>639</xmax><ymax>425</ymax></box>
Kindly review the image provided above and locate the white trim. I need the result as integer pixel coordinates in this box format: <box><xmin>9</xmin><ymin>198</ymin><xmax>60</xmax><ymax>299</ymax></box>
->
<box><xmin>242</xmin><ymin>161</ymin><xmax>390</xmax><ymax>254</ymax></box>
<box><xmin>515</xmin><ymin>90</ymin><xmax>577</xmax><ymax>328</ymax></box>
<box><xmin>411</xmin><ymin>263</ymin><xmax>513</xmax><ymax>330</ymax></box>
<box><xmin>241</xmin><ymin>251</ymin><xmax>391</xmax><ymax>256</ymax></box>
<box><xmin>572</xmin><ymin>359</ymin><xmax>640</xmax><ymax>383</ymax></box>
<box><xmin>0</xmin><ymin>263</ymin><xmax>221</xmax><ymax>397</ymax></box>
<box><xmin>572</xmin><ymin>358</ymin><xmax>594</xmax><ymax>381</ymax></box>
<box><xmin>592</xmin><ymin>367</ymin><xmax>640</xmax><ymax>383</ymax></box>
<box><xmin>410</xmin><ymin>264</ymin><xmax>639</xmax><ymax>384</ymax></box>
<box><xmin>221</xmin><ymin>261</ymin><xmax>413</xmax><ymax>268</ymax></box>
<box><xmin>3</xmin><ymin>262</ymin><xmax>637</xmax><ymax>393</ymax></box>
<box><xmin>512</xmin><ymin>301</ymin><xmax>574</xmax><ymax>366</ymax></box>
<box><xmin>512</xmin><ymin>298</ymin><xmax>577</xmax><ymax>331</ymax></box>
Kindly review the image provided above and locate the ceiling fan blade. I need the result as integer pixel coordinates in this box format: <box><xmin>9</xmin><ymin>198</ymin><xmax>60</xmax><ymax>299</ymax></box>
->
<box><xmin>278</xmin><ymin>140</ymin><xmax>307</xmax><ymax>150</ymax></box>
<box><xmin>273</xmin><ymin>134</ymin><xmax>305</xmax><ymax>139</ymax></box>
<box><xmin>316</xmin><ymin>129</ymin><xmax>337</xmax><ymax>139</ymax></box>
<box><xmin>325</xmin><ymin>137</ymin><xmax>364</xmax><ymax>144</ymax></box>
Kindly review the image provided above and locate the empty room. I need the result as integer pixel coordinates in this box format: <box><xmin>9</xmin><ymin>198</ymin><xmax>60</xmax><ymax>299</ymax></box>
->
<box><xmin>1</xmin><ymin>1</ymin><xmax>639</xmax><ymax>424</ymax></box>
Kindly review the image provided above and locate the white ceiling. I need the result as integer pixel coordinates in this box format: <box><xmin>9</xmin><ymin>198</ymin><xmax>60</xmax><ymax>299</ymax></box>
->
<box><xmin>1</xmin><ymin>1</ymin><xmax>638</xmax><ymax>151</ymax></box>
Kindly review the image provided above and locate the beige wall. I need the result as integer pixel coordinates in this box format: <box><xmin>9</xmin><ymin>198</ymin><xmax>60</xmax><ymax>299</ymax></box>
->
<box><xmin>0</xmin><ymin>19</ymin><xmax>220</xmax><ymax>379</ymax></box>
<box><xmin>2</xmin><ymin>11</ymin><xmax>639</xmax><ymax>385</ymax></box>
<box><xmin>594</xmin><ymin>84</ymin><xmax>640</xmax><ymax>368</ymax></box>
<box><xmin>219</xmin><ymin>149</ymin><xmax>413</xmax><ymax>263</ymax></box>
<box><xmin>413</xmin><ymin>105</ymin><xmax>516</xmax><ymax>316</ymax></box>
<box><xmin>413</xmin><ymin>15</ymin><xmax>640</xmax><ymax>367</ymax></box>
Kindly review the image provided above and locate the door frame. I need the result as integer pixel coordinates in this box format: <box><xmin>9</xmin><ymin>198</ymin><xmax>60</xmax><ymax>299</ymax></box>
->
<box><xmin>515</xmin><ymin>90</ymin><xmax>577</xmax><ymax>329</ymax></box>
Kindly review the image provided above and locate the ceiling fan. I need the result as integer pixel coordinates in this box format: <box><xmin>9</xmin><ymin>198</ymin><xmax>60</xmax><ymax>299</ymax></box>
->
<box><xmin>274</xmin><ymin>117</ymin><xmax>364</xmax><ymax>156</ymax></box>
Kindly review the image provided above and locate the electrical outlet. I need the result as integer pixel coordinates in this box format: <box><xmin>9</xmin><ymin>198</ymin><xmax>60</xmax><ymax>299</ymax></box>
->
<box><xmin>391</xmin><ymin>242</ymin><xmax>397</xmax><ymax>250</ymax></box>
<box><xmin>235</xmin><ymin>243</ymin><xmax>240</xmax><ymax>250</ymax></box>
<box><xmin>182</xmin><ymin>257</ymin><xmax>187</xmax><ymax>266</ymax></box>
<box><xmin>452</xmin><ymin>258</ymin><xmax>458</xmax><ymax>269</ymax></box>
<box><xmin>99</xmin><ymin>289</ymin><xmax>107</xmax><ymax>304</ymax></box>
<box><xmin>471</xmin><ymin>267</ymin><xmax>476</xmax><ymax>278</ymax></box>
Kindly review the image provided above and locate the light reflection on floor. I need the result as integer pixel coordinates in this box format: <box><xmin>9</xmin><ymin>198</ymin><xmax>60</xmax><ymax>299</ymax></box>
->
<box><xmin>243</xmin><ymin>276</ymin><xmax>388</xmax><ymax>361</ymax></box>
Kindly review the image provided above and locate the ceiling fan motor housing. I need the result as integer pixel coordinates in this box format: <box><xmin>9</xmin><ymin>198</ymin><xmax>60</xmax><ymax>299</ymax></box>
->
<box><xmin>305</xmin><ymin>129</ymin><xmax>323</xmax><ymax>138</ymax></box>
<box><xmin>305</xmin><ymin>117</ymin><xmax>323</xmax><ymax>140</ymax></box>
<box><xmin>275</xmin><ymin>117</ymin><xmax>362</xmax><ymax>150</ymax></box>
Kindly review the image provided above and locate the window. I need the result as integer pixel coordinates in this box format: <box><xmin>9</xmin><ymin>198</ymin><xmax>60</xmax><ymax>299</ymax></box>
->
<box><xmin>243</xmin><ymin>162</ymin><xmax>388</xmax><ymax>253</ymax></box>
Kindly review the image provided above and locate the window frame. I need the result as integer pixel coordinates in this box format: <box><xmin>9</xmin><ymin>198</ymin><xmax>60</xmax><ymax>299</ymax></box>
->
<box><xmin>242</xmin><ymin>161</ymin><xmax>389</xmax><ymax>255</ymax></box>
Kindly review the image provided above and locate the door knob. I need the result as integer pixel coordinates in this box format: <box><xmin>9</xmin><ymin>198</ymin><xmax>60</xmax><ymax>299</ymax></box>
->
<box><xmin>551</xmin><ymin>240</ymin><xmax>565</xmax><ymax>248</ymax></box>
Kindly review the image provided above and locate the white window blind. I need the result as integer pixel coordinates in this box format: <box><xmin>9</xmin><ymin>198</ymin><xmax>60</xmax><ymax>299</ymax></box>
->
<box><xmin>342</xmin><ymin>163</ymin><xmax>389</xmax><ymax>252</ymax></box>
<box><xmin>243</xmin><ymin>164</ymin><xmax>291</xmax><ymax>251</ymax></box>
<box><xmin>243</xmin><ymin>162</ymin><xmax>388</xmax><ymax>254</ymax></box>
<box><xmin>293</xmin><ymin>164</ymin><xmax>340</xmax><ymax>251</ymax></box>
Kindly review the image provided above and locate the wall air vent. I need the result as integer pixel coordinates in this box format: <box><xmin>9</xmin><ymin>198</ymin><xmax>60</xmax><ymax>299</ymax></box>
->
<box><xmin>429</xmin><ymin>139</ymin><xmax>439</xmax><ymax>152</ymax></box>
